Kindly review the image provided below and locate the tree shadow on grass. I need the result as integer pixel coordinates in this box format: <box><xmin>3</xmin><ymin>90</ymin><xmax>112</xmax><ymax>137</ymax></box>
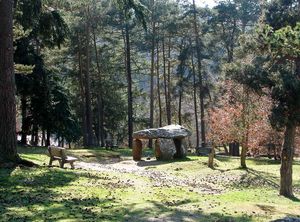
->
<box><xmin>122</xmin><ymin>201</ymin><xmax>254</xmax><ymax>222</ymax></box>
<box><xmin>17</xmin><ymin>146</ymin><xmax>48</xmax><ymax>154</ymax></box>
<box><xmin>238</xmin><ymin>168</ymin><xmax>300</xmax><ymax>202</ymax></box>
<box><xmin>215</xmin><ymin>155</ymin><xmax>300</xmax><ymax>166</ymax></box>
<box><xmin>215</xmin><ymin>155</ymin><xmax>239</xmax><ymax>162</ymax></box>
<box><xmin>0</xmin><ymin>166</ymin><xmax>254</xmax><ymax>222</ymax></box>
<box><xmin>242</xmin><ymin>167</ymin><xmax>280</xmax><ymax>189</ymax></box>
<box><xmin>256</xmin><ymin>204</ymin><xmax>277</xmax><ymax>213</ymax></box>
<box><xmin>0</xmin><ymin>166</ymin><xmax>17</xmax><ymax>177</ymax></box>
<box><xmin>286</xmin><ymin>196</ymin><xmax>300</xmax><ymax>202</ymax></box>
<box><xmin>0</xmin><ymin>195</ymin><xmax>113</xmax><ymax>221</ymax></box>
<box><xmin>136</xmin><ymin>160</ymin><xmax>172</xmax><ymax>167</ymax></box>
<box><xmin>0</xmin><ymin>167</ymin><xmax>78</xmax><ymax>215</ymax></box>
<box><xmin>247</xmin><ymin>158</ymin><xmax>281</xmax><ymax>165</ymax></box>
<box><xmin>0</xmin><ymin>167</ymin><xmax>126</xmax><ymax>221</ymax></box>
<box><xmin>0</xmin><ymin>167</ymin><xmax>261</xmax><ymax>222</ymax></box>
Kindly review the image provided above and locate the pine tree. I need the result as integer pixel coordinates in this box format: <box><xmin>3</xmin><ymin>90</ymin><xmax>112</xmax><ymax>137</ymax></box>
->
<box><xmin>0</xmin><ymin>0</ymin><xmax>19</xmax><ymax>165</ymax></box>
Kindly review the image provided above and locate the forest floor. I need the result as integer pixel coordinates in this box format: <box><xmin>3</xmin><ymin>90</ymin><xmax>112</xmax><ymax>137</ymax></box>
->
<box><xmin>0</xmin><ymin>147</ymin><xmax>300</xmax><ymax>222</ymax></box>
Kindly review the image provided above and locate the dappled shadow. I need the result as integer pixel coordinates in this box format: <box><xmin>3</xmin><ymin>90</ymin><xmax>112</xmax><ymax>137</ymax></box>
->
<box><xmin>285</xmin><ymin>195</ymin><xmax>300</xmax><ymax>202</ymax></box>
<box><xmin>175</xmin><ymin>156</ymin><xmax>195</xmax><ymax>162</ymax></box>
<box><xmin>292</xmin><ymin>160</ymin><xmax>300</xmax><ymax>166</ymax></box>
<box><xmin>272</xmin><ymin>217</ymin><xmax>300</xmax><ymax>222</ymax></box>
<box><xmin>69</xmin><ymin>149</ymin><xmax>120</xmax><ymax>159</ymax></box>
<box><xmin>248</xmin><ymin>158</ymin><xmax>281</xmax><ymax>166</ymax></box>
<box><xmin>18</xmin><ymin>146</ymin><xmax>48</xmax><ymax>154</ymax></box>
<box><xmin>122</xmin><ymin>201</ymin><xmax>254</xmax><ymax>222</ymax></box>
<box><xmin>18</xmin><ymin>146</ymin><xmax>197</xmax><ymax>168</ymax></box>
<box><xmin>1</xmin><ymin>182</ymin><xmax>255</xmax><ymax>222</ymax></box>
<box><xmin>136</xmin><ymin>160</ymin><xmax>170</xmax><ymax>167</ymax></box>
<box><xmin>136</xmin><ymin>157</ymin><xmax>194</xmax><ymax>168</ymax></box>
<box><xmin>0</xmin><ymin>167</ymin><xmax>78</xmax><ymax>218</ymax></box>
<box><xmin>215</xmin><ymin>155</ymin><xmax>300</xmax><ymax>166</ymax></box>
<box><xmin>252</xmin><ymin>158</ymin><xmax>300</xmax><ymax>166</ymax></box>
<box><xmin>0</xmin><ymin>167</ymin><xmax>78</xmax><ymax>189</ymax></box>
<box><xmin>243</xmin><ymin>167</ymin><xmax>279</xmax><ymax>189</ymax></box>
<box><xmin>67</xmin><ymin>148</ymin><xmax>157</xmax><ymax>166</ymax></box>
<box><xmin>1</xmin><ymin>163</ymin><xmax>299</xmax><ymax>221</ymax></box>
<box><xmin>0</xmin><ymin>166</ymin><xmax>131</xmax><ymax>221</ymax></box>
<box><xmin>0</xmin><ymin>166</ymin><xmax>17</xmax><ymax>177</ymax></box>
<box><xmin>256</xmin><ymin>204</ymin><xmax>276</xmax><ymax>213</ymax></box>
<box><xmin>30</xmin><ymin>197</ymin><xmax>112</xmax><ymax>221</ymax></box>
<box><xmin>294</xmin><ymin>181</ymin><xmax>300</xmax><ymax>194</ymax></box>
<box><xmin>208</xmin><ymin>166</ymin><xmax>281</xmax><ymax>190</ymax></box>
<box><xmin>214</xmin><ymin>155</ymin><xmax>240</xmax><ymax>164</ymax></box>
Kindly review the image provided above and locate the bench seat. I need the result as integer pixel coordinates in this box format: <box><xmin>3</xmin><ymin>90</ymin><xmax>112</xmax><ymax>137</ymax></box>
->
<box><xmin>48</xmin><ymin>146</ymin><xmax>78</xmax><ymax>169</ymax></box>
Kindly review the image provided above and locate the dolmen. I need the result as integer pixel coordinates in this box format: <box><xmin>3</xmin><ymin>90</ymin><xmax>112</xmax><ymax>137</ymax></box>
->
<box><xmin>132</xmin><ymin>125</ymin><xmax>192</xmax><ymax>161</ymax></box>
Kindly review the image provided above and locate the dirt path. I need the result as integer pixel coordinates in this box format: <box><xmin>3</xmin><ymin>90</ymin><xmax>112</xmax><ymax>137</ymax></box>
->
<box><xmin>76</xmin><ymin>158</ymin><xmax>222</xmax><ymax>194</ymax></box>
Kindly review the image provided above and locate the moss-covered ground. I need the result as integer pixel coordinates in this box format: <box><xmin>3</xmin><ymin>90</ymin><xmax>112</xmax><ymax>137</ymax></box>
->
<box><xmin>0</xmin><ymin>146</ymin><xmax>299</xmax><ymax>221</ymax></box>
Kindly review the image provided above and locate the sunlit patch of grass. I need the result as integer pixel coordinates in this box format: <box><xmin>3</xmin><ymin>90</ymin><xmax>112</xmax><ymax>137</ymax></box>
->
<box><xmin>0</xmin><ymin>146</ymin><xmax>299</xmax><ymax>221</ymax></box>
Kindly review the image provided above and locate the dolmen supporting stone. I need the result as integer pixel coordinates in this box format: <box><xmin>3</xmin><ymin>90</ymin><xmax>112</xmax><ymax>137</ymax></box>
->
<box><xmin>133</xmin><ymin>125</ymin><xmax>192</xmax><ymax>161</ymax></box>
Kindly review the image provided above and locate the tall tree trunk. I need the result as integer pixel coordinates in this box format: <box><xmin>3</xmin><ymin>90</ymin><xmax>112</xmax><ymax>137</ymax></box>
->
<box><xmin>208</xmin><ymin>146</ymin><xmax>215</xmax><ymax>168</ymax></box>
<box><xmin>20</xmin><ymin>95</ymin><xmax>28</xmax><ymax>145</ymax></box>
<box><xmin>92</xmin><ymin>28</ymin><xmax>105</xmax><ymax>147</ymax></box>
<box><xmin>178</xmin><ymin>90</ymin><xmax>182</xmax><ymax>125</ymax></box>
<box><xmin>280</xmin><ymin>121</ymin><xmax>296</xmax><ymax>197</ymax></box>
<box><xmin>192</xmin><ymin>0</ymin><xmax>206</xmax><ymax>146</ymax></box>
<box><xmin>191</xmin><ymin>52</ymin><xmax>199</xmax><ymax>148</ymax></box>
<box><xmin>149</xmin><ymin>11</ymin><xmax>156</xmax><ymax>148</ymax></box>
<box><xmin>156</xmin><ymin>37</ymin><xmax>162</xmax><ymax>127</ymax></box>
<box><xmin>279</xmin><ymin>59</ymin><xmax>300</xmax><ymax>195</ymax></box>
<box><xmin>46</xmin><ymin>130</ymin><xmax>50</xmax><ymax>146</ymax></box>
<box><xmin>31</xmin><ymin>125</ymin><xmax>35</xmax><ymax>145</ymax></box>
<box><xmin>84</xmin><ymin>17</ymin><xmax>94</xmax><ymax>147</ymax></box>
<box><xmin>42</xmin><ymin>129</ymin><xmax>45</xmax><ymax>147</ymax></box>
<box><xmin>0</xmin><ymin>0</ymin><xmax>19</xmax><ymax>164</ymax></box>
<box><xmin>162</xmin><ymin>35</ymin><xmax>168</xmax><ymax>126</ymax></box>
<box><xmin>223</xmin><ymin>144</ymin><xmax>229</xmax><ymax>155</ymax></box>
<box><xmin>125</xmin><ymin>22</ymin><xmax>133</xmax><ymax>149</ymax></box>
<box><xmin>77</xmin><ymin>33</ymin><xmax>88</xmax><ymax>147</ymax></box>
<box><xmin>296</xmin><ymin>59</ymin><xmax>300</xmax><ymax>78</ymax></box>
<box><xmin>166</xmin><ymin>36</ymin><xmax>172</xmax><ymax>125</ymax></box>
<box><xmin>241</xmin><ymin>134</ymin><xmax>249</xmax><ymax>168</ymax></box>
<box><xmin>97</xmin><ymin>94</ymin><xmax>105</xmax><ymax>147</ymax></box>
<box><xmin>34</xmin><ymin>125</ymin><xmax>39</xmax><ymax>146</ymax></box>
<box><xmin>240</xmin><ymin>86</ymin><xmax>250</xmax><ymax>168</ymax></box>
<box><xmin>226</xmin><ymin>46</ymin><xmax>234</xmax><ymax>63</ymax></box>
<box><xmin>58</xmin><ymin>137</ymin><xmax>61</xmax><ymax>147</ymax></box>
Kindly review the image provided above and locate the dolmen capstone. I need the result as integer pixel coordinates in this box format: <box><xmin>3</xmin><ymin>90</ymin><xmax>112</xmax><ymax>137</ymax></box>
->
<box><xmin>132</xmin><ymin>125</ymin><xmax>192</xmax><ymax>161</ymax></box>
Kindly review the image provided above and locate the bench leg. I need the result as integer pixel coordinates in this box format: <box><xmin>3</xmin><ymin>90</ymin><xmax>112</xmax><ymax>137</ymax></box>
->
<box><xmin>49</xmin><ymin>157</ymin><xmax>53</xmax><ymax>166</ymax></box>
<box><xmin>59</xmin><ymin>160</ymin><xmax>64</xmax><ymax>168</ymax></box>
<box><xmin>70</xmin><ymin>162</ymin><xmax>75</xmax><ymax>169</ymax></box>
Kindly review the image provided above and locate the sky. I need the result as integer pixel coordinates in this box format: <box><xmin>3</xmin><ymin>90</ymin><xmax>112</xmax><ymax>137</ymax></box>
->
<box><xmin>194</xmin><ymin>0</ymin><xmax>217</xmax><ymax>8</ymax></box>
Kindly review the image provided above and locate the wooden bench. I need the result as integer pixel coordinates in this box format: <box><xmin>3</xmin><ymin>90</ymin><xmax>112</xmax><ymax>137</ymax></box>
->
<box><xmin>48</xmin><ymin>146</ymin><xmax>77</xmax><ymax>169</ymax></box>
<box><xmin>196</xmin><ymin>146</ymin><xmax>213</xmax><ymax>156</ymax></box>
<box><xmin>105</xmin><ymin>139</ymin><xmax>118</xmax><ymax>150</ymax></box>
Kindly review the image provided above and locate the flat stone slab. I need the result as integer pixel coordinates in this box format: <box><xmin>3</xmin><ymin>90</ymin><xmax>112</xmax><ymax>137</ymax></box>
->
<box><xmin>133</xmin><ymin>125</ymin><xmax>191</xmax><ymax>139</ymax></box>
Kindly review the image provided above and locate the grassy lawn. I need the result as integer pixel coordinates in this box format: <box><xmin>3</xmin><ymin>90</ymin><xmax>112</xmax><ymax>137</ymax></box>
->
<box><xmin>0</xmin><ymin>146</ymin><xmax>299</xmax><ymax>221</ymax></box>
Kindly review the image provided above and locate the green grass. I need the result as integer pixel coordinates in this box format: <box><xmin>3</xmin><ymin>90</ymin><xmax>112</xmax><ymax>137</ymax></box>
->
<box><xmin>0</xmin><ymin>146</ymin><xmax>299</xmax><ymax>221</ymax></box>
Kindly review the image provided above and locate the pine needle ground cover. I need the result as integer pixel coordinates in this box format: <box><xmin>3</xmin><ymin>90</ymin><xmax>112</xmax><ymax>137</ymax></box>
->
<box><xmin>0</xmin><ymin>147</ymin><xmax>299</xmax><ymax>221</ymax></box>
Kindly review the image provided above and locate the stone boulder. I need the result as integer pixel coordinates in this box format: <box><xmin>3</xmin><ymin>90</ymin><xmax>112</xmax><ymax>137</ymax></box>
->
<box><xmin>154</xmin><ymin>138</ymin><xmax>189</xmax><ymax>160</ymax></box>
<box><xmin>155</xmin><ymin>139</ymin><xmax>177</xmax><ymax>160</ymax></box>
<box><xmin>133</xmin><ymin>125</ymin><xmax>191</xmax><ymax>139</ymax></box>
<box><xmin>133</xmin><ymin>125</ymin><xmax>191</xmax><ymax>161</ymax></box>
<box><xmin>173</xmin><ymin>138</ymin><xmax>187</xmax><ymax>158</ymax></box>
